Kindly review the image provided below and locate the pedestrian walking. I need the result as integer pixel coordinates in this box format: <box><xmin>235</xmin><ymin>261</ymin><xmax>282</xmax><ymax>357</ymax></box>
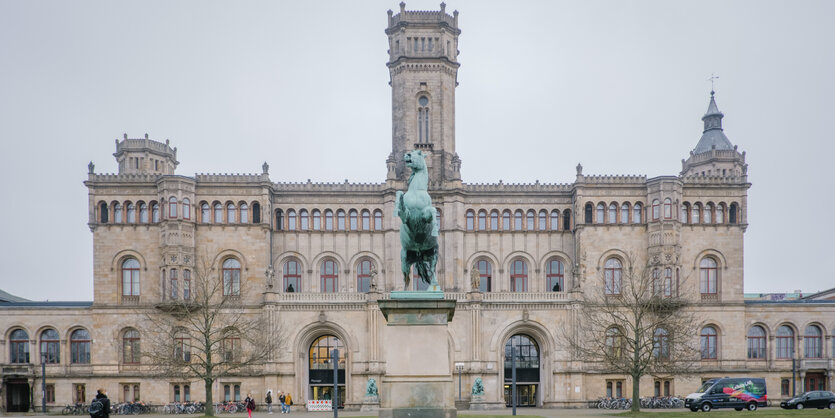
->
<box><xmin>265</xmin><ymin>390</ymin><xmax>273</xmax><ymax>414</ymax></box>
<box><xmin>278</xmin><ymin>392</ymin><xmax>287</xmax><ymax>413</ymax></box>
<box><xmin>88</xmin><ymin>388</ymin><xmax>110</xmax><ymax>418</ymax></box>
<box><xmin>245</xmin><ymin>393</ymin><xmax>256</xmax><ymax>418</ymax></box>
<box><xmin>284</xmin><ymin>393</ymin><xmax>292</xmax><ymax>414</ymax></box>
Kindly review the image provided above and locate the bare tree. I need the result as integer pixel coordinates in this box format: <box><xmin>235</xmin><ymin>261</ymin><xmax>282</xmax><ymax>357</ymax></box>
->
<box><xmin>142</xmin><ymin>252</ymin><xmax>285</xmax><ymax>416</ymax></box>
<box><xmin>562</xmin><ymin>254</ymin><xmax>700</xmax><ymax>412</ymax></box>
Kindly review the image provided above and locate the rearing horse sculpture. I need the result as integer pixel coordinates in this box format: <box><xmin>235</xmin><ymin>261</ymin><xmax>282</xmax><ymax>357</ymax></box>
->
<box><xmin>394</xmin><ymin>150</ymin><xmax>440</xmax><ymax>291</ymax></box>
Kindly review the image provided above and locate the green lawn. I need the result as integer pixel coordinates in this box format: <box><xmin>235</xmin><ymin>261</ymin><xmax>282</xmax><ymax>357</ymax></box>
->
<box><xmin>614</xmin><ymin>408</ymin><xmax>834</xmax><ymax>417</ymax></box>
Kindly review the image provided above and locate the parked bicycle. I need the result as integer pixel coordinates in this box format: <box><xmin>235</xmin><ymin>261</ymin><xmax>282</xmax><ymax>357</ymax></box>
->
<box><xmin>164</xmin><ymin>401</ymin><xmax>204</xmax><ymax>414</ymax></box>
<box><xmin>594</xmin><ymin>397</ymin><xmax>633</xmax><ymax>409</ymax></box>
<box><xmin>640</xmin><ymin>396</ymin><xmax>685</xmax><ymax>409</ymax></box>
<box><xmin>61</xmin><ymin>403</ymin><xmax>87</xmax><ymax>415</ymax></box>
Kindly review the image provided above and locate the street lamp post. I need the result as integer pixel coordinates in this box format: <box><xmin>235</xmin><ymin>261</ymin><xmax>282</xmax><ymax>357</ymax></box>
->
<box><xmin>511</xmin><ymin>346</ymin><xmax>517</xmax><ymax>417</ymax></box>
<box><xmin>455</xmin><ymin>363</ymin><xmax>464</xmax><ymax>400</ymax></box>
<box><xmin>40</xmin><ymin>351</ymin><xmax>47</xmax><ymax>413</ymax></box>
<box><xmin>332</xmin><ymin>348</ymin><xmax>339</xmax><ymax>418</ymax></box>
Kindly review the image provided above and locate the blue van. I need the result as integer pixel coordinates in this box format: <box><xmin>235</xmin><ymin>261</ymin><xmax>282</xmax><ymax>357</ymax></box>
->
<box><xmin>684</xmin><ymin>378</ymin><xmax>767</xmax><ymax>412</ymax></box>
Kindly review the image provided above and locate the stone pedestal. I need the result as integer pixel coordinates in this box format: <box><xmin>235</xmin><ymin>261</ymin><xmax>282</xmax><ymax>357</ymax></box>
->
<box><xmin>377</xmin><ymin>296</ymin><xmax>457</xmax><ymax>418</ymax></box>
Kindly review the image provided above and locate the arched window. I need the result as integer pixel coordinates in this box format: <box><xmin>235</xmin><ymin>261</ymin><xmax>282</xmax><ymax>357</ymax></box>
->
<box><xmin>127</xmin><ymin>203</ymin><xmax>136</xmax><ymax>223</ymax></box>
<box><xmin>776</xmin><ymin>325</ymin><xmax>794</xmax><ymax>359</ymax></box>
<box><xmin>729</xmin><ymin>203</ymin><xmax>739</xmax><ymax>224</ymax></box>
<box><xmin>40</xmin><ymin>329</ymin><xmax>60</xmax><ymax>364</ymax></box>
<box><xmin>214</xmin><ymin>203</ymin><xmax>223</xmax><ymax>223</ymax></box>
<box><xmin>70</xmin><ymin>329</ymin><xmax>91</xmax><ymax>364</ymax></box>
<box><xmin>309</xmin><ymin>335</ymin><xmax>346</xmax><ymax>406</ymax></box>
<box><xmin>663</xmin><ymin>198</ymin><xmax>672</xmax><ymax>219</ymax></box>
<box><xmin>169</xmin><ymin>197</ymin><xmax>178</xmax><ymax>219</ymax></box>
<box><xmin>173</xmin><ymin>330</ymin><xmax>191</xmax><ymax>363</ymax></box>
<box><xmin>9</xmin><ymin>329</ymin><xmax>29</xmax><ymax>363</ymax></box>
<box><xmin>502</xmin><ymin>210</ymin><xmax>511</xmax><ymax>231</ymax></box>
<box><xmin>287</xmin><ymin>209</ymin><xmax>297</xmax><ymax>230</ymax></box>
<box><xmin>361</xmin><ymin>210</ymin><xmax>371</xmax><ymax>230</ymax></box>
<box><xmin>584</xmin><ymin>203</ymin><xmax>593</xmax><ymax>224</ymax></box>
<box><xmin>550</xmin><ymin>210</ymin><xmax>559</xmax><ymax>231</ymax></box>
<box><xmin>299</xmin><ymin>209</ymin><xmax>309</xmax><ymax>230</ymax></box>
<box><xmin>239</xmin><ymin>203</ymin><xmax>248</xmax><ymax>224</ymax></box>
<box><xmin>804</xmin><ymin>325</ymin><xmax>822</xmax><ymax>358</ymax></box>
<box><xmin>563</xmin><ymin>209</ymin><xmax>571</xmax><ymax>230</ymax></box>
<box><xmin>546</xmin><ymin>258</ymin><xmax>564</xmax><ymax>292</ymax></box>
<box><xmin>503</xmin><ymin>334</ymin><xmax>539</xmax><ymax>382</ymax></box>
<box><xmin>466</xmin><ymin>210</ymin><xmax>474</xmax><ymax>231</ymax></box>
<box><xmin>478</xmin><ymin>210</ymin><xmax>487</xmax><ymax>231</ymax></box>
<box><xmin>633</xmin><ymin>203</ymin><xmax>642</xmax><ymax>224</ymax></box>
<box><xmin>99</xmin><ymin>202</ymin><xmax>109</xmax><ymax>223</ymax></box>
<box><xmin>538</xmin><ymin>210</ymin><xmax>547</xmax><ymax>231</ymax></box>
<box><xmin>608</xmin><ymin>203</ymin><xmax>617</xmax><ymax>224</ymax></box>
<box><xmin>312</xmin><ymin>209</ymin><xmax>321</xmax><ymax>230</ymax></box>
<box><xmin>337</xmin><ymin>210</ymin><xmax>346</xmax><ymax>231</ymax></box>
<box><xmin>356</xmin><ymin>259</ymin><xmax>373</xmax><ymax>293</ymax></box>
<box><xmin>681</xmin><ymin>203</ymin><xmax>689</xmax><ymax>223</ymax></box>
<box><xmin>275</xmin><ymin>209</ymin><xmax>284</xmax><ymax>230</ymax></box>
<box><xmin>621</xmin><ymin>203</ymin><xmax>630</xmax><ymax>224</ymax></box>
<box><xmin>704</xmin><ymin>203</ymin><xmax>713</xmax><ymax>224</ymax></box>
<box><xmin>490</xmin><ymin>210</ymin><xmax>499</xmax><ymax>230</ymax></box>
<box><xmin>252</xmin><ymin>202</ymin><xmax>260</xmax><ymax>223</ymax></box>
<box><xmin>475</xmin><ymin>259</ymin><xmax>492</xmax><ymax>292</ymax></box>
<box><xmin>663</xmin><ymin>267</ymin><xmax>673</xmax><ymax>297</ymax></box>
<box><xmin>283</xmin><ymin>259</ymin><xmax>301</xmax><ymax>292</ymax></box>
<box><xmin>183</xmin><ymin>198</ymin><xmax>191</xmax><ymax>220</ymax></box>
<box><xmin>325</xmin><ymin>210</ymin><xmax>334</xmax><ymax>230</ymax></box>
<box><xmin>321</xmin><ymin>260</ymin><xmax>339</xmax><ymax>293</ymax></box>
<box><xmin>201</xmin><ymin>203</ymin><xmax>209</xmax><ymax>223</ymax></box>
<box><xmin>510</xmin><ymin>259</ymin><xmax>528</xmax><ymax>292</ymax></box>
<box><xmin>700</xmin><ymin>257</ymin><xmax>718</xmax><ymax>296</ymax></box>
<box><xmin>417</xmin><ymin>95</ymin><xmax>430</xmax><ymax>143</ymax></box>
<box><xmin>604</xmin><ymin>258</ymin><xmax>622</xmax><ymax>295</ymax></box>
<box><xmin>222</xmin><ymin>258</ymin><xmax>241</xmax><ymax>296</ymax></box>
<box><xmin>169</xmin><ymin>268</ymin><xmax>178</xmax><ymax>300</ymax></box>
<box><xmin>526</xmin><ymin>210</ymin><xmax>535</xmax><ymax>230</ymax></box>
<box><xmin>747</xmin><ymin>326</ymin><xmax>766</xmax><ymax>359</ymax></box>
<box><xmin>123</xmin><ymin>329</ymin><xmax>140</xmax><ymax>364</ymax></box>
<box><xmin>349</xmin><ymin>210</ymin><xmax>358</xmax><ymax>231</ymax></box>
<box><xmin>701</xmin><ymin>326</ymin><xmax>717</xmax><ymax>359</ymax></box>
<box><xmin>652</xmin><ymin>199</ymin><xmax>660</xmax><ymax>220</ymax></box>
<box><xmin>226</xmin><ymin>203</ymin><xmax>236</xmax><ymax>223</ymax></box>
<box><xmin>183</xmin><ymin>269</ymin><xmax>191</xmax><ymax>300</ymax></box>
<box><xmin>605</xmin><ymin>327</ymin><xmax>623</xmax><ymax>358</ymax></box>
<box><xmin>514</xmin><ymin>210</ymin><xmax>524</xmax><ymax>231</ymax></box>
<box><xmin>114</xmin><ymin>203</ymin><xmax>123</xmax><ymax>223</ymax></box>
<box><xmin>653</xmin><ymin>328</ymin><xmax>669</xmax><ymax>359</ymax></box>
<box><xmin>374</xmin><ymin>210</ymin><xmax>383</xmax><ymax>230</ymax></box>
<box><xmin>692</xmin><ymin>203</ymin><xmax>701</xmax><ymax>224</ymax></box>
<box><xmin>122</xmin><ymin>258</ymin><xmax>140</xmax><ymax>296</ymax></box>
<box><xmin>716</xmin><ymin>204</ymin><xmax>725</xmax><ymax>224</ymax></box>
<box><xmin>151</xmin><ymin>202</ymin><xmax>160</xmax><ymax>223</ymax></box>
<box><xmin>596</xmin><ymin>203</ymin><xmax>605</xmax><ymax>224</ymax></box>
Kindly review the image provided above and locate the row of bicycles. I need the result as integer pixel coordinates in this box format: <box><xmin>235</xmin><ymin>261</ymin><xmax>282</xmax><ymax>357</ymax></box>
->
<box><xmin>62</xmin><ymin>401</ymin><xmax>208</xmax><ymax>415</ymax></box>
<box><xmin>214</xmin><ymin>401</ymin><xmax>249</xmax><ymax>414</ymax></box>
<box><xmin>590</xmin><ymin>396</ymin><xmax>685</xmax><ymax>409</ymax></box>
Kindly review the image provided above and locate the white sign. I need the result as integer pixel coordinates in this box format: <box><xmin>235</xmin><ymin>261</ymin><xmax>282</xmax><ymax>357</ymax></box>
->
<box><xmin>306</xmin><ymin>400</ymin><xmax>332</xmax><ymax>411</ymax></box>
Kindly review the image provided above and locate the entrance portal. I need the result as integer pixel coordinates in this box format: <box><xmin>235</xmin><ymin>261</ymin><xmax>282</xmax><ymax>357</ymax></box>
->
<box><xmin>805</xmin><ymin>372</ymin><xmax>826</xmax><ymax>391</ymax></box>
<box><xmin>503</xmin><ymin>334</ymin><xmax>540</xmax><ymax>407</ymax></box>
<box><xmin>308</xmin><ymin>335</ymin><xmax>345</xmax><ymax>408</ymax></box>
<box><xmin>5</xmin><ymin>379</ymin><xmax>30</xmax><ymax>412</ymax></box>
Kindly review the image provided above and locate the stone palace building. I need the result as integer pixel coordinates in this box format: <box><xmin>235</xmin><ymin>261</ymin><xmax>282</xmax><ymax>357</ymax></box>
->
<box><xmin>2</xmin><ymin>3</ymin><xmax>834</xmax><ymax>412</ymax></box>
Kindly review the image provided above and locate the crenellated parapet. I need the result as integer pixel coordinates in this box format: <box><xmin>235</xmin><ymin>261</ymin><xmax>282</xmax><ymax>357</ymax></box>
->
<box><xmin>273</xmin><ymin>181</ymin><xmax>387</xmax><ymax>193</ymax></box>
<box><xmin>464</xmin><ymin>181</ymin><xmax>573</xmax><ymax>193</ymax></box>
<box><xmin>580</xmin><ymin>174</ymin><xmax>647</xmax><ymax>184</ymax></box>
<box><xmin>680</xmin><ymin>174</ymin><xmax>748</xmax><ymax>185</ymax></box>
<box><xmin>195</xmin><ymin>173</ymin><xmax>270</xmax><ymax>183</ymax></box>
<box><xmin>85</xmin><ymin>173</ymin><xmax>161</xmax><ymax>183</ymax></box>
<box><xmin>387</xmin><ymin>3</ymin><xmax>458</xmax><ymax>31</ymax></box>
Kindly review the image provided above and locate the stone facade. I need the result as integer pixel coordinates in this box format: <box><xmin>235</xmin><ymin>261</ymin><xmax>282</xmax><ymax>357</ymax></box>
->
<box><xmin>1</xmin><ymin>3</ymin><xmax>834</xmax><ymax>413</ymax></box>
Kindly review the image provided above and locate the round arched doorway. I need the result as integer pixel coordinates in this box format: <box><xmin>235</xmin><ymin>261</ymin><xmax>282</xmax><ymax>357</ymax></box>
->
<box><xmin>503</xmin><ymin>334</ymin><xmax>540</xmax><ymax>407</ymax></box>
<box><xmin>308</xmin><ymin>335</ymin><xmax>346</xmax><ymax>408</ymax></box>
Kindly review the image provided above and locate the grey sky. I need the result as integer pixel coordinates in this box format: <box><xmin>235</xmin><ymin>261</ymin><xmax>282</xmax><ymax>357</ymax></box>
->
<box><xmin>1</xmin><ymin>0</ymin><xmax>833</xmax><ymax>301</ymax></box>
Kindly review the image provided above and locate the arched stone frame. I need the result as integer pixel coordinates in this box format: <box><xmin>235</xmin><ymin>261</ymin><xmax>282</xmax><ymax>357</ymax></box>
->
<box><xmin>33</xmin><ymin>325</ymin><xmax>61</xmax><ymax>365</ymax></box>
<box><xmin>6</xmin><ymin>325</ymin><xmax>33</xmax><ymax>364</ymax></box>
<box><xmin>595</xmin><ymin>249</ymin><xmax>629</xmax><ymax>295</ymax></box>
<box><xmin>249</xmin><ymin>200</ymin><xmax>262</xmax><ymax>224</ymax></box>
<box><xmin>274</xmin><ymin>252</ymin><xmax>309</xmax><ymax>293</ymax></box>
<box><xmin>773</xmin><ymin>321</ymin><xmax>799</xmax><ymax>360</ymax></box>
<box><xmin>746</xmin><ymin>321</ymin><xmax>771</xmax><ymax>361</ymax></box>
<box><xmin>502</xmin><ymin>251</ymin><xmax>535</xmax><ymax>293</ymax></box>
<box><xmin>224</xmin><ymin>201</ymin><xmax>237</xmax><ymax>224</ymax></box>
<box><xmin>538</xmin><ymin>251</ymin><xmax>573</xmax><ymax>293</ymax></box>
<box><xmin>66</xmin><ymin>325</ymin><xmax>92</xmax><ymax>365</ymax></box>
<box><xmin>697</xmin><ymin>321</ymin><xmax>723</xmax><ymax>361</ymax></box>
<box><xmin>292</xmin><ymin>321</ymin><xmax>357</xmax><ymax>406</ymax></box>
<box><xmin>607</xmin><ymin>201</ymin><xmax>619</xmax><ymax>224</ymax></box>
<box><xmin>111</xmin><ymin>250</ymin><xmax>147</xmax><ymax>299</ymax></box>
<box><xmin>489</xmin><ymin>319</ymin><xmax>555</xmax><ymax>407</ymax></box>
<box><xmin>800</xmin><ymin>321</ymin><xmax>828</xmax><ymax>358</ymax></box>
<box><xmin>347</xmin><ymin>251</ymin><xmax>384</xmax><ymax>292</ymax></box>
<box><xmin>117</xmin><ymin>326</ymin><xmax>141</xmax><ymax>365</ymax></box>
<box><xmin>213</xmin><ymin>249</ymin><xmax>248</xmax><ymax>296</ymax></box>
<box><xmin>692</xmin><ymin>249</ymin><xmax>727</xmax><ymax>298</ymax></box>
<box><xmin>464</xmin><ymin>251</ymin><xmax>500</xmax><ymax>292</ymax></box>
<box><xmin>311</xmin><ymin>252</ymin><xmax>347</xmax><ymax>293</ymax></box>
<box><xmin>236</xmin><ymin>200</ymin><xmax>250</xmax><ymax>224</ymax></box>
<box><xmin>414</xmin><ymin>90</ymin><xmax>432</xmax><ymax>144</ymax></box>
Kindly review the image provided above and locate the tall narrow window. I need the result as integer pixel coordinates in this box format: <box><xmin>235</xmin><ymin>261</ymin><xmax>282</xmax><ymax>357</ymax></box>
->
<box><xmin>663</xmin><ymin>198</ymin><xmax>672</xmax><ymax>219</ymax></box>
<box><xmin>222</xmin><ymin>258</ymin><xmax>241</xmax><ymax>296</ymax></box>
<box><xmin>418</xmin><ymin>96</ymin><xmax>430</xmax><ymax>143</ymax></box>
<box><xmin>349</xmin><ymin>210</ymin><xmax>358</xmax><ymax>231</ymax></box>
<box><xmin>476</xmin><ymin>259</ymin><xmax>492</xmax><ymax>292</ymax></box>
<box><xmin>653</xmin><ymin>328</ymin><xmax>669</xmax><ymax>359</ymax></box>
<box><xmin>538</xmin><ymin>210</ymin><xmax>547</xmax><ymax>230</ymax></box>
<box><xmin>127</xmin><ymin>203</ymin><xmax>136</xmax><ymax>223</ymax></box>
<box><xmin>526</xmin><ymin>210</ymin><xmax>535</xmax><ymax>230</ymax></box>
<box><xmin>608</xmin><ymin>203</ymin><xmax>617</xmax><ymax>224</ymax></box>
<box><xmin>283</xmin><ymin>259</ymin><xmax>301</xmax><ymax>292</ymax></box>
<box><xmin>337</xmin><ymin>210</ymin><xmax>346</xmax><ymax>231</ymax></box>
<box><xmin>226</xmin><ymin>203</ymin><xmax>236</xmax><ymax>223</ymax></box>
<box><xmin>356</xmin><ymin>259</ymin><xmax>373</xmax><ymax>293</ymax></box>
<box><xmin>9</xmin><ymin>329</ymin><xmax>29</xmax><ymax>363</ymax></box>
<box><xmin>776</xmin><ymin>325</ymin><xmax>794</xmax><ymax>359</ymax></box>
<box><xmin>550</xmin><ymin>210</ymin><xmax>559</xmax><ymax>231</ymax></box>
<box><xmin>275</xmin><ymin>209</ymin><xmax>284</xmax><ymax>230</ymax></box>
<box><xmin>692</xmin><ymin>204</ymin><xmax>701</xmax><ymax>224</ymax></box>
<box><xmin>479</xmin><ymin>211</ymin><xmax>487</xmax><ymax>231</ymax></box>
<box><xmin>201</xmin><ymin>203</ymin><xmax>209</xmax><ymax>223</ymax></box>
<box><xmin>681</xmin><ymin>203</ymin><xmax>689</xmax><ymax>223</ymax></box>
<box><xmin>514</xmin><ymin>210</ymin><xmax>523</xmax><ymax>230</ymax></box>
<box><xmin>584</xmin><ymin>203</ymin><xmax>593</xmax><ymax>224</ymax></box>
<box><xmin>652</xmin><ymin>199</ymin><xmax>660</xmax><ymax>220</ymax></box>
<box><xmin>747</xmin><ymin>326</ymin><xmax>766</xmax><ymax>359</ymax></box>
<box><xmin>239</xmin><ymin>203</ymin><xmax>248</xmax><ymax>224</ymax></box>
<box><xmin>633</xmin><ymin>203</ymin><xmax>642</xmax><ymax>224</ymax></box>
<box><xmin>729</xmin><ymin>203</ymin><xmax>738</xmax><ymax>224</ymax></box>
<box><xmin>252</xmin><ymin>202</ymin><xmax>260</xmax><ymax>223</ymax></box>
<box><xmin>151</xmin><ymin>202</ymin><xmax>160</xmax><ymax>223</ymax></box>
<box><xmin>621</xmin><ymin>203</ymin><xmax>630</xmax><ymax>224</ymax></box>
<box><xmin>563</xmin><ymin>209</ymin><xmax>571</xmax><ymax>230</ymax></box>
<box><xmin>704</xmin><ymin>203</ymin><xmax>713</xmax><ymax>224</ymax></box>
<box><xmin>491</xmin><ymin>210</ymin><xmax>499</xmax><ymax>230</ymax></box>
<box><xmin>169</xmin><ymin>197</ymin><xmax>178</xmax><ymax>219</ymax></box>
<box><xmin>287</xmin><ymin>209</ymin><xmax>297</xmax><ymax>230</ymax></box>
<box><xmin>183</xmin><ymin>269</ymin><xmax>191</xmax><ymax>300</ymax></box>
<box><xmin>70</xmin><ymin>329</ymin><xmax>91</xmax><ymax>364</ymax></box>
<box><xmin>604</xmin><ymin>258</ymin><xmax>622</xmax><ymax>295</ymax></box>
<box><xmin>312</xmin><ymin>209</ymin><xmax>321</xmax><ymax>230</ymax></box>
<box><xmin>546</xmin><ymin>258</ymin><xmax>564</xmax><ymax>292</ymax></box>
<box><xmin>663</xmin><ymin>267</ymin><xmax>673</xmax><ymax>297</ymax></box>
<box><xmin>361</xmin><ymin>210</ymin><xmax>370</xmax><ymax>230</ymax></box>
<box><xmin>182</xmin><ymin>198</ymin><xmax>191</xmax><ymax>220</ymax></box>
<box><xmin>804</xmin><ymin>325</ymin><xmax>822</xmax><ymax>358</ymax></box>
<box><xmin>466</xmin><ymin>210</ymin><xmax>475</xmax><ymax>231</ymax></box>
<box><xmin>123</xmin><ymin>329</ymin><xmax>140</xmax><ymax>364</ymax></box>
<box><xmin>596</xmin><ymin>203</ymin><xmax>605</xmax><ymax>224</ymax></box>
<box><xmin>325</xmin><ymin>210</ymin><xmax>334</xmax><ymax>230</ymax></box>
<box><xmin>510</xmin><ymin>259</ymin><xmax>528</xmax><ymax>292</ymax></box>
<box><xmin>701</xmin><ymin>326</ymin><xmax>717</xmax><ymax>359</ymax></box>
<box><xmin>299</xmin><ymin>209</ymin><xmax>309</xmax><ymax>230</ymax></box>
<box><xmin>114</xmin><ymin>203</ymin><xmax>123</xmax><ymax>223</ymax></box>
<box><xmin>214</xmin><ymin>203</ymin><xmax>223</xmax><ymax>223</ymax></box>
<box><xmin>321</xmin><ymin>260</ymin><xmax>338</xmax><ymax>293</ymax></box>
<box><xmin>716</xmin><ymin>204</ymin><xmax>725</xmax><ymax>224</ymax></box>
<box><xmin>122</xmin><ymin>258</ymin><xmax>140</xmax><ymax>296</ymax></box>
<box><xmin>700</xmin><ymin>257</ymin><xmax>718</xmax><ymax>296</ymax></box>
<box><xmin>100</xmin><ymin>202</ymin><xmax>109</xmax><ymax>223</ymax></box>
<box><xmin>502</xmin><ymin>211</ymin><xmax>511</xmax><ymax>231</ymax></box>
<box><xmin>40</xmin><ymin>329</ymin><xmax>60</xmax><ymax>364</ymax></box>
<box><xmin>374</xmin><ymin>210</ymin><xmax>383</xmax><ymax>230</ymax></box>
<box><xmin>170</xmin><ymin>268</ymin><xmax>178</xmax><ymax>300</ymax></box>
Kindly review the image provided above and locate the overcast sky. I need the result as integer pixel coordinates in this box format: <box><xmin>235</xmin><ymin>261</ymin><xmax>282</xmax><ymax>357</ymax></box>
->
<box><xmin>1</xmin><ymin>0</ymin><xmax>833</xmax><ymax>301</ymax></box>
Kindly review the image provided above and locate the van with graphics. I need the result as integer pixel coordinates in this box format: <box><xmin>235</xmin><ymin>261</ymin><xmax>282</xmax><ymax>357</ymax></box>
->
<box><xmin>684</xmin><ymin>378</ymin><xmax>767</xmax><ymax>412</ymax></box>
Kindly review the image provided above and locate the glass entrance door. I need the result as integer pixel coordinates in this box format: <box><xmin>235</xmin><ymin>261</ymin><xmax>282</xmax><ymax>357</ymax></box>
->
<box><xmin>309</xmin><ymin>386</ymin><xmax>345</xmax><ymax>409</ymax></box>
<box><xmin>504</xmin><ymin>384</ymin><xmax>537</xmax><ymax>407</ymax></box>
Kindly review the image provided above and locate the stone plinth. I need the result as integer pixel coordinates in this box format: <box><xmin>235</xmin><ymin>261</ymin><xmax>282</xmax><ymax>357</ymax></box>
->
<box><xmin>378</xmin><ymin>298</ymin><xmax>457</xmax><ymax>418</ymax></box>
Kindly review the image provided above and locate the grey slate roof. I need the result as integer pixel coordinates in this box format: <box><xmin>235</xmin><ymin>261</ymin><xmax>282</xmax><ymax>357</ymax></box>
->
<box><xmin>0</xmin><ymin>289</ymin><xmax>30</xmax><ymax>303</ymax></box>
<box><xmin>693</xmin><ymin>92</ymin><xmax>734</xmax><ymax>154</ymax></box>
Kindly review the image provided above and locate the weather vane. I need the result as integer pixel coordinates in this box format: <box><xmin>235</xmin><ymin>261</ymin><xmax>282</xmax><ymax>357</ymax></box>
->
<box><xmin>707</xmin><ymin>73</ymin><xmax>719</xmax><ymax>93</ymax></box>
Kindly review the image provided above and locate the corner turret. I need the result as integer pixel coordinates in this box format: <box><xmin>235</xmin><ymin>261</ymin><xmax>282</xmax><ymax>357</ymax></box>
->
<box><xmin>113</xmin><ymin>133</ymin><xmax>179</xmax><ymax>175</ymax></box>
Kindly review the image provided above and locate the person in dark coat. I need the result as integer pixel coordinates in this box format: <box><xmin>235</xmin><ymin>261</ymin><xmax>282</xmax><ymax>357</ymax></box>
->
<box><xmin>92</xmin><ymin>388</ymin><xmax>111</xmax><ymax>418</ymax></box>
<box><xmin>245</xmin><ymin>393</ymin><xmax>255</xmax><ymax>418</ymax></box>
